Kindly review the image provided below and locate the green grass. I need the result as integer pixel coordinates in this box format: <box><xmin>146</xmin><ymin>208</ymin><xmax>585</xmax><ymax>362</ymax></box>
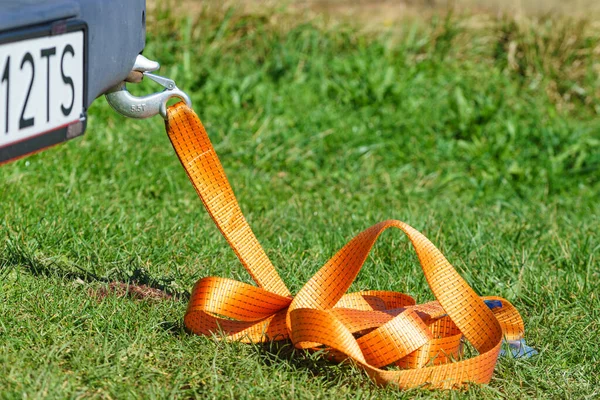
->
<box><xmin>1</xmin><ymin>3</ymin><xmax>599</xmax><ymax>398</ymax></box>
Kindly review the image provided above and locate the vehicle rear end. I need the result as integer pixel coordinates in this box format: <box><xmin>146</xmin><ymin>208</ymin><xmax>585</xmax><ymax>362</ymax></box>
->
<box><xmin>0</xmin><ymin>0</ymin><xmax>146</xmax><ymax>164</ymax></box>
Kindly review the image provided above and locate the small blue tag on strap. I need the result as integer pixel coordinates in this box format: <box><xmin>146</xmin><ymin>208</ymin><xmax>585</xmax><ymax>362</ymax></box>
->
<box><xmin>484</xmin><ymin>299</ymin><xmax>503</xmax><ymax>310</ymax></box>
<box><xmin>482</xmin><ymin>300</ymin><xmax>537</xmax><ymax>358</ymax></box>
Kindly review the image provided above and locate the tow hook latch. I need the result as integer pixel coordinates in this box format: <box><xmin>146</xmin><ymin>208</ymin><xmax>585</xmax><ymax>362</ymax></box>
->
<box><xmin>105</xmin><ymin>54</ymin><xmax>192</xmax><ymax>120</ymax></box>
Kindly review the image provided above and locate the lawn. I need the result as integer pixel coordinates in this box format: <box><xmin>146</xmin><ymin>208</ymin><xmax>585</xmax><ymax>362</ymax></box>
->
<box><xmin>1</xmin><ymin>2</ymin><xmax>599</xmax><ymax>398</ymax></box>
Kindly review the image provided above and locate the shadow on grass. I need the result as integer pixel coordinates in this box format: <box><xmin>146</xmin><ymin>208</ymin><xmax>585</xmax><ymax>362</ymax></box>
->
<box><xmin>250</xmin><ymin>339</ymin><xmax>370</xmax><ymax>389</ymax></box>
<box><xmin>158</xmin><ymin>320</ymin><xmax>188</xmax><ymax>337</ymax></box>
<box><xmin>155</xmin><ymin>318</ymin><xmax>364</xmax><ymax>385</ymax></box>
<box><xmin>0</xmin><ymin>236</ymin><xmax>190</xmax><ymax>300</ymax></box>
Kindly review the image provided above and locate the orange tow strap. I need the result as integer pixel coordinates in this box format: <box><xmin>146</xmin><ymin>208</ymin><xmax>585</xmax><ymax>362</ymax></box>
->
<box><xmin>165</xmin><ymin>102</ymin><xmax>525</xmax><ymax>390</ymax></box>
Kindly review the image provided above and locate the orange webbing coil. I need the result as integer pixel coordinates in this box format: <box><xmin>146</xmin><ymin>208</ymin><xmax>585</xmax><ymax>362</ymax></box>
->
<box><xmin>165</xmin><ymin>102</ymin><xmax>525</xmax><ymax>390</ymax></box>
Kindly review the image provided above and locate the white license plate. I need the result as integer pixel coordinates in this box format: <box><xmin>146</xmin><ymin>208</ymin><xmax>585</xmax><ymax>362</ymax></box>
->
<box><xmin>0</xmin><ymin>28</ymin><xmax>85</xmax><ymax>162</ymax></box>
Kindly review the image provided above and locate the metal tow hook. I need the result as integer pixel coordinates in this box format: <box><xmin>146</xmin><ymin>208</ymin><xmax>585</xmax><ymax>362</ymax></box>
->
<box><xmin>105</xmin><ymin>55</ymin><xmax>192</xmax><ymax>120</ymax></box>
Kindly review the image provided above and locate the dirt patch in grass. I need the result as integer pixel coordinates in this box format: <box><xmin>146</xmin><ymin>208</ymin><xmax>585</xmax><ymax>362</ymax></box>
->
<box><xmin>89</xmin><ymin>282</ymin><xmax>173</xmax><ymax>301</ymax></box>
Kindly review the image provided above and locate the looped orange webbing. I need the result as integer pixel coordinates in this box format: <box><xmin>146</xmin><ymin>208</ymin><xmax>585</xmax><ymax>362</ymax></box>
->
<box><xmin>165</xmin><ymin>102</ymin><xmax>525</xmax><ymax>390</ymax></box>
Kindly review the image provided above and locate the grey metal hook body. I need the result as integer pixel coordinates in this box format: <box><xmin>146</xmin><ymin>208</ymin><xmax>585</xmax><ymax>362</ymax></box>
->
<box><xmin>105</xmin><ymin>78</ymin><xmax>191</xmax><ymax>119</ymax></box>
<box><xmin>105</xmin><ymin>55</ymin><xmax>192</xmax><ymax>120</ymax></box>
